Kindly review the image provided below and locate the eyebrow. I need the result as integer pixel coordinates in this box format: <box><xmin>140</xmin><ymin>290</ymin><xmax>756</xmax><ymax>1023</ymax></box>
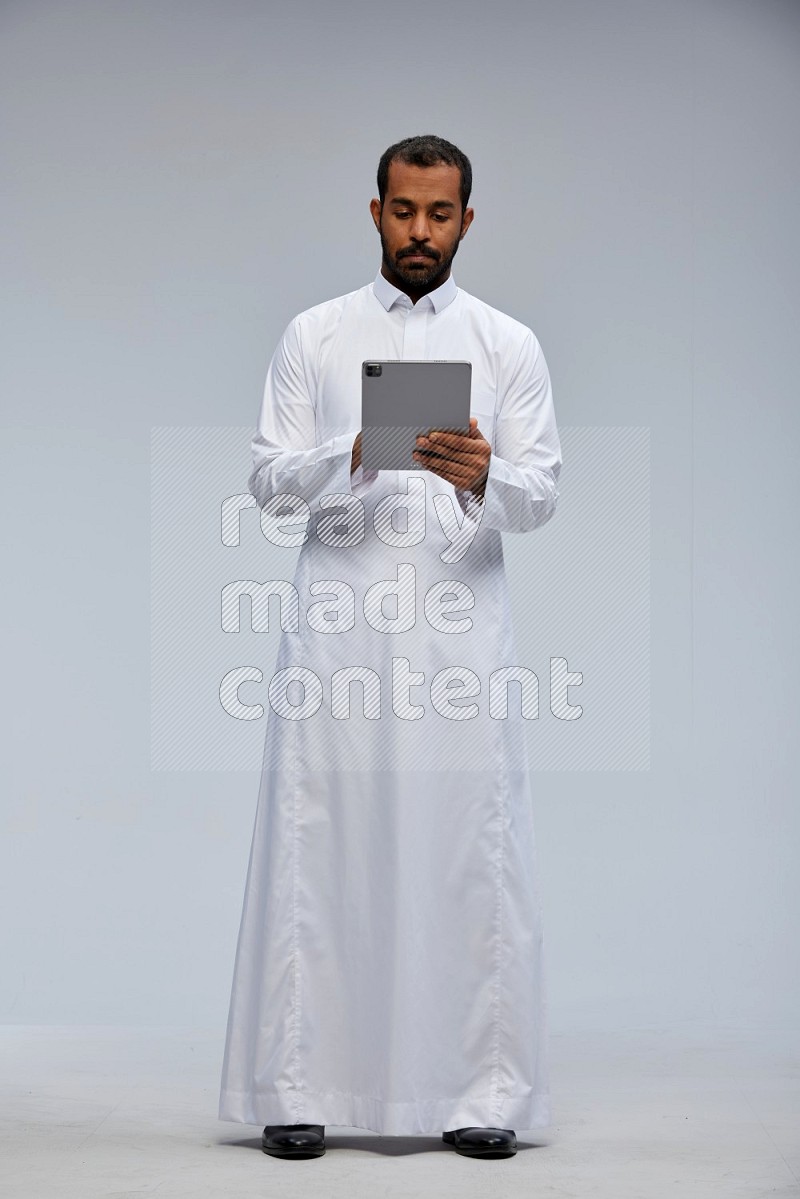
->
<box><xmin>389</xmin><ymin>197</ymin><xmax>456</xmax><ymax>209</ymax></box>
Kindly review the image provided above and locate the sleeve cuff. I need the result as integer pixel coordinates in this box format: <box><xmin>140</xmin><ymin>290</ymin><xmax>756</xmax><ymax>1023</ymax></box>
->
<box><xmin>328</xmin><ymin>432</ymin><xmax>380</xmax><ymax>498</ymax></box>
<box><xmin>350</xmin><ymin>461</ymin><xmax>380</xmax><ymax>497</ymax></box>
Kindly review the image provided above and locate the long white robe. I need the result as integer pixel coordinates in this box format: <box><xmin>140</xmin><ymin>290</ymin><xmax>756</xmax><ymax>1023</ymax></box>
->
<box><xmin>218</xmin><ymin>269</ymin><xmax>562</xmax><ymax>1135</ymax></box>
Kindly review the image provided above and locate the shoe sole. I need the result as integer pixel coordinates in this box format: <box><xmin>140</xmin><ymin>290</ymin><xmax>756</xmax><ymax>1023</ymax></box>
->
<box><xmin>453</xmin><ymin>1146</ymin><xmax>516</xmax><ymax>1158</ymax></box>
<box><xmin>262</xmin><ymin>1144</ymin><xmax>325</xmax><ymax>1158</ymax></box>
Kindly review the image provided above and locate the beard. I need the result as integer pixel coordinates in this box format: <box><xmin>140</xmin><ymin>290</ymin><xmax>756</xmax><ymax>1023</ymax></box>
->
<box><xmin>380</xmin><ymin>225</ymin><xmax>462</xmax><ymax>290</ymax></box>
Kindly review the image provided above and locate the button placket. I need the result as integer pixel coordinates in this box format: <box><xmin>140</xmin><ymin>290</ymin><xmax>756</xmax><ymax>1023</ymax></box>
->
<box><xmin>401</xmin><ymin>305</ymin><xmax>428</xmax><ymax>359</ymax></box>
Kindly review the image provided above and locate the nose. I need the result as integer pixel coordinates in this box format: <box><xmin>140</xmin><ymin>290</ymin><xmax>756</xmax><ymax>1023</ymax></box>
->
<box><xmin>409</xmin><ymin>212</ymin><xmax>432</xmax><ymax>243</ymax></box>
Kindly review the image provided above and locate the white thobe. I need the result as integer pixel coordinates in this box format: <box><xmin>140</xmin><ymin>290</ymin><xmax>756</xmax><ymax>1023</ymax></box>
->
<box><xmin>218</xmin><ymin>268</ymin><xmax>562</xmax><ymax>1135</ymax></box>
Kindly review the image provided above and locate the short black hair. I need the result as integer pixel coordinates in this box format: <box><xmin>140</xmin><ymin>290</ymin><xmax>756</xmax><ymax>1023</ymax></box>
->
<box><xmin>377</xmin><ymin>134</ymin><xmax>472</xmax><ymax>215</ymax></box>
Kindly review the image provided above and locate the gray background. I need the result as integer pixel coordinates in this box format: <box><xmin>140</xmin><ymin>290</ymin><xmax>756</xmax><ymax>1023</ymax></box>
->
<box><xmin>1</xmin><ymin>0</ymin><xmax>797</xmax><ymax>1033</ymax></box>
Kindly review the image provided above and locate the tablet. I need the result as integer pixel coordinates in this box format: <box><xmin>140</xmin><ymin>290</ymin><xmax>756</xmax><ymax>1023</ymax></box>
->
<box><xmin>361</xmin><ymin>360</ymin><xmax>472</xmax><ymax>471</ymax></box>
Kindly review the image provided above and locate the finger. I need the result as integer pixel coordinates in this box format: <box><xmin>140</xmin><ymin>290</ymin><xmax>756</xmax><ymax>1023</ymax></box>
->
<box><xmin>414</xmin><ymin>454</ymin><xmax>482</xmax><ymax>487</ymax></box>
<box><xmin>414</xmin><ymin>444</ymin><xmax>487</xmax><ymax>469</ymax></box>
<box><xmin>424</xmin><ymin>428</ymin><xmax>487</xmax><ymax>451</ymax></box>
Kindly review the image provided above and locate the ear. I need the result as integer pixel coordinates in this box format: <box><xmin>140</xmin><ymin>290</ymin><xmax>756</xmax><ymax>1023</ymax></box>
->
<box><xmin>460</xmin><ymin>206</ymin><xmax>475</xmax><ymax>239</ymax></box>
<box><xmin>369</xmin><ymin>197</ymin><xmax>382</xmax><ymax>232</ymax></box>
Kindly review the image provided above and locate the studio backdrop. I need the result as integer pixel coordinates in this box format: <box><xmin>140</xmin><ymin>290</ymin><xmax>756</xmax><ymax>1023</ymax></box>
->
<box><xmin>1</xmin><ymin>0</ymin><xmax>797</xmax><ymax>1034</ymax></box>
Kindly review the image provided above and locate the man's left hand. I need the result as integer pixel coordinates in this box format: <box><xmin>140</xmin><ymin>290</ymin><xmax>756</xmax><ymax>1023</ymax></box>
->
<box><xmin>412</xmin><ymin>417</ymin><xmax>491</xmax><ymax>499</ymax></box>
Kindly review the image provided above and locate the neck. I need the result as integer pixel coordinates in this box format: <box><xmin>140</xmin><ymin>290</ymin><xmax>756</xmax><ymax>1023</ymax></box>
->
<box><xmin>380</xmin><ymin>262</ymin><xmax>451</xmax><ymax>306</ymax></box>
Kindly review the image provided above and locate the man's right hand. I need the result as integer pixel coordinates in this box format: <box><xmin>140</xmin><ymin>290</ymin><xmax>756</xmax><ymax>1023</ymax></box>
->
<box><xmin>350</xmin><ymin>430</ymin><xmax>362</xmax><ymax>475</ymax></box>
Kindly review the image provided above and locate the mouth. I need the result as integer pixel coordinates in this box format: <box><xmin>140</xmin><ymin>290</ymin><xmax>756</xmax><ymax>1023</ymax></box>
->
<box><xmin>403</xmin><ymin>253</ymin><xmax>434</xmax><ymax>262</ymax></box>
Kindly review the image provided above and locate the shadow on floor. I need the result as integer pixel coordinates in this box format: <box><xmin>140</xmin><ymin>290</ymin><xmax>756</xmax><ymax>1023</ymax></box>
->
<box><xmin>220</xmin><ymin>1135</ymin><xmax>551</xmax><ymax>1157</ymax></box>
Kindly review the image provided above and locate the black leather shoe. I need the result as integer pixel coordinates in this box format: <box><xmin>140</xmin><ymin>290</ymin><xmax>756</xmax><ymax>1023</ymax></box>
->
<box><xmin>442</xmin><ymin>1126</ymin><xmax>517</xmax><ymax>1157</ymax></box>
<box><xmin>261</xmin><ymin>1123</ymin><xmax>325</xmax><ymax>1158</ymax></box>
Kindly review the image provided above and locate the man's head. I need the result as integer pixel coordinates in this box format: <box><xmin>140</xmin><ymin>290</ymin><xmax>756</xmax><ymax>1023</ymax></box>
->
<box><xmin>371</xmin><ymin>134</ymin><xmax>474</xmax><ymax>296</ymax></box>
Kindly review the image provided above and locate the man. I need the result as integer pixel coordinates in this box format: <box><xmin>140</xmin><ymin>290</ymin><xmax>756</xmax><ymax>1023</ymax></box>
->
<box><xmin>219</xmin><ymin>134</ymin><xmax>562</xmax><ymax>1161</ymax></box>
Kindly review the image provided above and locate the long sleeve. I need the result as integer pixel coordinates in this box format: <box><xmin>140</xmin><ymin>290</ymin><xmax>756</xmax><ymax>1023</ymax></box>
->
<box><xmin>248</xmin><ymin>317</ymin><xmax>379</xmax><ymax>510</ymax></box>
<box><xmin>454</xmin><ymin>329</ymin><xmax>561</xmax><ymax>533</ymax></box>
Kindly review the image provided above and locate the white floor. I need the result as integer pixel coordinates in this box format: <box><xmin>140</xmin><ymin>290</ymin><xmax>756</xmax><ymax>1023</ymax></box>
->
<box><xmin>1</xmin><ymin>1024</ymin><xmax>798</xmax><ymax>1198</ymax></box>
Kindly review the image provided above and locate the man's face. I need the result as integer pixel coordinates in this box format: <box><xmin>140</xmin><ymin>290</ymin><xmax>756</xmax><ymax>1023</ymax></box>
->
<box><xmin>370</xmin><ymin>160</ymin><xmax>474</xmax><ymax>292</ymax></box>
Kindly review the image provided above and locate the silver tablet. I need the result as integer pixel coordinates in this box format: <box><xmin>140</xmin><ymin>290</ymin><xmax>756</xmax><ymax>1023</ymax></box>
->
<box><xmin>361</xmin><ymin>360</ymin><xmax>472</xmax><ymax>471</ymax></box>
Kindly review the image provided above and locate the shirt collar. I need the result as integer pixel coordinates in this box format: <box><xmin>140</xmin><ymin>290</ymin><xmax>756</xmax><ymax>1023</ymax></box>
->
<box><xmin>372</xmin><ymin>268</ymin><xmax>458</xmax><ymax>314</ymax></box>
